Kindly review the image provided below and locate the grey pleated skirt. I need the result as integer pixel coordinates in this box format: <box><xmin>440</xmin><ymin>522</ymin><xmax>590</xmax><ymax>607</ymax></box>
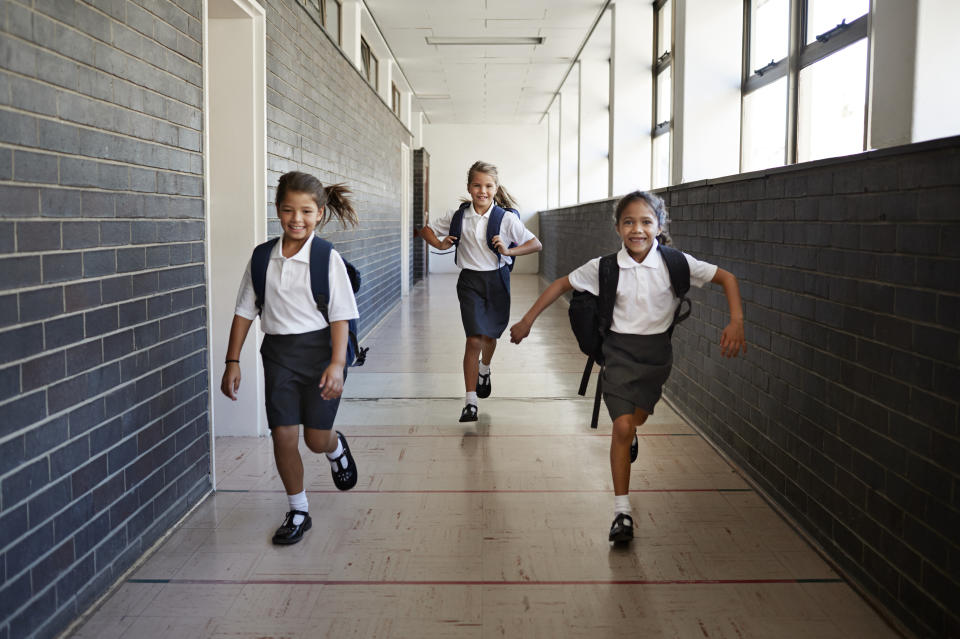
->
<box><xmin>457</xmin><ymin>266</ymin><xmax>511</xmax><ymax>338</ymax></box>
<box><xmin>601</xmin><ymin>330</ymin><xmax>673</xmax><ymax>420</ymax></box>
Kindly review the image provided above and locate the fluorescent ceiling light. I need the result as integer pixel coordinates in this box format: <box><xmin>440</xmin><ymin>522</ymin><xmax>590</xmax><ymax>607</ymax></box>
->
<box><xmin>426</xmin><ymin>36</ymin><xmax>544</xmax><ymax>45</ymax></box>
<box><xmin>415</xmin><ymin>94</ymin><xmax>451</xmax><ymax>100</ymax></box>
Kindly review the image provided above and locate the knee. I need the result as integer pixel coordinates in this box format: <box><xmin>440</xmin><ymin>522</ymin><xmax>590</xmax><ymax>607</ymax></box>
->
<box><xmin>271</xmin><ymin>427</ymin><xmax>299</xmax><ymax>452</ymax></box>
<box><xmin>304</xmin><ymin>429</ymin><xmax>336</xmax><ymax>454</ymax></box>
<box><xmin>465</xmin><ymin>336</ymin><xmax>483</xmax><ymax>352</ymax></box>
<box><xmin>633</xmin><ymin>409</ymin><xmax>649</xmax><ymax>427</ymax></box>
<box><xmin>611</xmin><ymin>417</ymin><xmax>635</xmax><ymax>444</ymax></box>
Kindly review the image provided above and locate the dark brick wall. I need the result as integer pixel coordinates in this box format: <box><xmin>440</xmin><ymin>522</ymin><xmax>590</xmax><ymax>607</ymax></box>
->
<box><xmin>0</xmin><ymin>2</ymin><xmax>210</xmax><ymax>638</ymax></box>
<box><xmin>263</xmin><ymin>0</ymin><xmax>412</xmax><ymax>337</ymax></box>
<box><xmin>413</xmin><ymin>148</ymin><xmax>429</xmax><ymax>283</ymax></box>
<box><xmin>539</xmin><ymin>137</ymin><xmax>960</xmax><ymax>639</ymax></box>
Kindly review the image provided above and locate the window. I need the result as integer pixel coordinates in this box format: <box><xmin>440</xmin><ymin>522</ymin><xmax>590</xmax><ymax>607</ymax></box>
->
<box><xmin>324</xmin><ymin>0</ymin><xmax>341</xmax><ymax>46</ymax></box>
<box><xmin>391</xmin><ymin>83</ymin><xmax>401</xmax><ymax>117</ymax></box>
<box><xmin>651</xmin><ymin>0</ymin><xmax>672</xmax><ymax>188</ymax></box>
<box><xmin>360</xmin><ymin>38</ymin><xmax>378</xmax><ymax>87</ymax></box>
<box><xmin>741</xmin><ymin>0</ymin><xmax>869</xmax><ymax>169</ymax></box>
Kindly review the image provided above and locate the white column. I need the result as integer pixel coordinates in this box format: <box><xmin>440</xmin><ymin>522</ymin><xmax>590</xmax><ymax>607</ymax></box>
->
<box><xmin>547</xmin><ymin>100</ymin><xmax>560</xmax><ymax>209</ymax></box>
<box><xmin>868</xmin><ymin>0</ymin><xmax>918</xmax><ymax>149</ymax></box>
<box><xmin>578</xmin><ymin>57</ymin><xmax>610</xmax><ymax>202</ymax></box>
<box><xmin>403</xmin><ymin>90</ymin><xmax>412</xmax><ymax>129</ymax></box>
<box><xmin>411</xmin><ymin>110</ymin><xmax>425</xmax><ymax>147</ymax></box>
<box><xmin>611</xmin><ymin>0</ymin><xmax>653</xmax><ymax>194</ymax></box>
<box><xmin>912</xmin><ymin>0</ymin><xmax>960</xmax><ymax>142</ymax></box>
<box><xmin>559</xmin><ymin>64</ymin><xmax>580</xmax><ymax>207</ymax></box>
<box><xmin>673</xmin><ymin>0</ymin><xmax>742</xmax><ymax>184</ymax></box>
<box><xmin>341</xmin><ymin>0</ymin><xmax>362</xmax><ymax>71</ymax></box>
<box><xmin>379</xmin><ymin>58</ymin><xmax>394</xmax><ymax>105</ymax></box>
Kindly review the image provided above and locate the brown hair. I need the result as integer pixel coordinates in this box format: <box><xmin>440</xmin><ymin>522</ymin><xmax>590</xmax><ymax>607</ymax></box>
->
<box><xmin>614</xmin><ymin>190</ymin><xmax>672</xmax><ymax>246</ymax></box>
<box><xmin>466</xmin><ymin>161</ymin><xmax>518</xmax><ymax>210</ymax></box>
<box><xmin>275</xmin><ymin>171</ymin><xmax>358</xmax><ymax>229</ymax></box>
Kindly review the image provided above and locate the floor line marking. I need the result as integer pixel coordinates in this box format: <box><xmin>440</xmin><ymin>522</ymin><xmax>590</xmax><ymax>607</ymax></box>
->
<box><xmin>128</xmin><ymin>577</ymin><xmax>843</xmax><ymax>586</ymax></box>
<box><xmin>332</xmin><ymin>433</ymin><xmax>699</xmax><ymax>438</ymax></box>
<box><xmin>214</xmin><ymin>488</ymin><xmax>754</xmax><ymax>494</ymax></box>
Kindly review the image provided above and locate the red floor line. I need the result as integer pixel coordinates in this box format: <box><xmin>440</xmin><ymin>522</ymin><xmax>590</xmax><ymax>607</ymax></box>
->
<box><xmin>339</xmin><ymin>433</ymin><xmax>698</xmax><ymax>438</ymax></box>
<box><xmin>227</xmin><ymin>488</ymin><xmax>752</xmax><ymax>494</ymax></box>
<box><xmin>130</xmin><ymin>578</ymin><xmax>839</xmax><ymax>586</ymax></box>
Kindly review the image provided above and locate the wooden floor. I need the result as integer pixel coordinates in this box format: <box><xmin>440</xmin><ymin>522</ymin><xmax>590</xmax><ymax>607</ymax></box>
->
<box><xmin>69</xmin><ymin>274</ymin><xmax>901</xmax><ymax>638</ymax></box>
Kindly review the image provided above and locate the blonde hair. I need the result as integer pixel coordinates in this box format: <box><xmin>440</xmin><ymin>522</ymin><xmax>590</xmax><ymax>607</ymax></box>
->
<box><xmin>466</xmin><ymin>161</ymin><xmax>518</xmax><ymax>210</ymax></box>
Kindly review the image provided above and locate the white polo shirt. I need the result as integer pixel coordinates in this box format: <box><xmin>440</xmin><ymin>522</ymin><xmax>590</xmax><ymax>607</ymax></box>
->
<box><xmin>234</xmin><ymin>234</ymin><xmax>359</xmax><ymax>335</ymax></box>
<box><xmin>429</xmin><ymin>203</ymin><xmax>536</xmax><ymax>271</ymax></box>
<box><xmin>568</xmin><ymin>240</ymin><xmax>718</xmax><ymax>335</ymax></box>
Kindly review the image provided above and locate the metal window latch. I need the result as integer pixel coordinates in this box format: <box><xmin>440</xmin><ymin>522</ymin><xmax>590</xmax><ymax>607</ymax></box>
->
<box><xmin>657</xmin><ymin>50</ymin><xmax>671</xmax><ymax>65</ymax></box>
<box><xmin>754</xmin><ymin>59</ymin><xmax>778</xmax><ymax>76</ymax></box>
<box><xmin>815</xmin><ymin>19</ymin><xmax>850</xmax><ymax>43</ymax></box>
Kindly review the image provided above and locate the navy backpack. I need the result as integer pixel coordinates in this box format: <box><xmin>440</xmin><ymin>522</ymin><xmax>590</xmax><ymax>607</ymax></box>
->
<box><xmin>568</xmin><ymin>244</ymin><xmax>691</xmax><ymax>428</ymax></box>
<box><xmin>251</xmin><ymin>237</ymin><xmax>368</xmax><ymax>367</ymax></box>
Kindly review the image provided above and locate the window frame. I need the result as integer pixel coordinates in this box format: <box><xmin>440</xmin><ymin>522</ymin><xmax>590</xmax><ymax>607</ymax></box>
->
<box><xmin>391</xmin><ymin>82</ymin><xmax>401</xmax><ymax>117</ymax></box>
<box><xmin>651</xmin><ymin>0</ymin><xmax>672</xmax><ymax>186</ymax></box>
<box><xmin>741</xmin><ymin>0</ymin><xmax>869</xmax><ymax>168</ymax></box>
<box><xmin>360</xmin><ymin>37</ymin><xmax>379</xmax><ymax>88</ymax></box>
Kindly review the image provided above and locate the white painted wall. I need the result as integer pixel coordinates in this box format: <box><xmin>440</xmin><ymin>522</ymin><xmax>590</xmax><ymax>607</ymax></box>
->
<box><xmin>422</xmin><ymin>123</ymin><xmax>548</xmax><ymax>274</ymax></box>
<box><xmin>913</xmin><ymin>0</ymin><xmax>960</xmax><ymax>143</ymax></box>
<box><xmin>611</xmin><ymin>0</ymin><xmax>653</xmax><ymax>194</ymax></box>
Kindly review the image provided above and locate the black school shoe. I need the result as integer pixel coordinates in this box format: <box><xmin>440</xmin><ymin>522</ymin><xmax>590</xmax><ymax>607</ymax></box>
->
<box><xmin>609</xmin><ymin>512</ymin><xmax>634</xmax><ymax>543</ymax></box>
<box><xmin>329</xmin><ymin>431</ymin><xmax>358</xmax><ymax>491</ymax></box>
<box><xmin>630</xmin><ymin>433</ymin><xmax>639</xmax><ymax>463</ymax></box>
<box><xmin>459</xmin><ymin>404</ymin><xmax>478</xmax><ymax>422</ymax></box>
<box><xmin>272</xmin><ymin>510</ymin><xmax>312</xmax><ymax>545</ymax></box>
<box><xmin>476</xmin><ymin>370</ymin><xmax>491</xmax><ymax>399</ymax></box>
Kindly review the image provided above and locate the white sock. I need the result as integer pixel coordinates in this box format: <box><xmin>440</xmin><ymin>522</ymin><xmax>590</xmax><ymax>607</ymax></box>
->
<box><xmin>614</xmin><ymin>495</ymin><xmax>632</xmax><ymax>516</ymax></box>
<box><xmin>465</xmin><ymin>391</ymin><xmax>478</xmax><ymax>406</ymax></box>
<box><xmin>288</xmin><ymin>490</ymin><xmax>308</xmax><ymax>525</ymax></box>
<box><xmin>326</xmin><ymin>434</ymin><xmax>347</xmax><ymax>472</ymax></box>
<box><xmin>478</xmin><ymin>362</ymin><xmax>490</xmax><ymax>375</ymax></box>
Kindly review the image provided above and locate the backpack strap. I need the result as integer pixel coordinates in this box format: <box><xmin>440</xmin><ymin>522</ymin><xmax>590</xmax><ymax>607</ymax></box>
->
<box><xmin>588</xmin><ymin>253</ymin><xmax>620</xmax><ymax>429</ymax></box>
<box><xmin>309</xmin><ymin>236</ymin><xmax>334</xmax><ymax>323</ymax></box>
<box><xmin>252</xmin><ymin>237</ymin><xmax>281</xmax><ymax>314</ymax></box>
<box><xmin>657</xmin><ymin>244</ymin><xmax>692</xmax><ymax>335</ymax></box>
<box><xmin>448</xmin><ymin>202</ymin><xmax>470</xmax><ymax>266</ymax></box>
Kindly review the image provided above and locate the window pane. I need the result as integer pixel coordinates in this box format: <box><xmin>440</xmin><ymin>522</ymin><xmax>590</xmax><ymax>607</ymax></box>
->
<box><xmin>751</xmin><ymin>0</ymin><xmax>789</xmax><ymax>71</ymax></box>
<box><xmin>325</xmin><ymin>0</ymin><xmax>340</xmax><ymax>45</ymax></box>
<box><xmin>742</xmin><ymin>77</ymin><xmax>787</xmax><ymax>171</ymax></box>
<box><xmin>652</xmin><ymin>132</ymin><xmax>670</xmax><ymax>188</ymax></box>
<box><xmin>806</xmin><ymin>0</ymin><xmax>868</xmax><ymax>44</ymax></box>
<box><xmin>797</xmin><ymin>39</ymin><xmax>867</xmax><ymax>162</ymax></box>
<box><xmin>656</xmin><ymin>67</ymin><xmax>671</xmax><ymax>123</ymax></box>
<box><xmin>657</xmin><ymin>0</ymin><xmax>671</xmax><ymax>58</ymax></box>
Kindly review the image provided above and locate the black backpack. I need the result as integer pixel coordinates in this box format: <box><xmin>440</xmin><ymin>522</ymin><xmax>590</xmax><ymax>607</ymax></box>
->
<box><xmin>448</xmin><ymin>201</ymin><xmax>523</xmax><ymax>272</ymax></box>
<box><xmin>569</xmin><ymin>244</ymin><xmax>692</xmax><ymax>428</ymax></box>
<box><xmin>251</xmin><ymin>236</ymin><xmax>368</xmax><ymax>367</ymax></box>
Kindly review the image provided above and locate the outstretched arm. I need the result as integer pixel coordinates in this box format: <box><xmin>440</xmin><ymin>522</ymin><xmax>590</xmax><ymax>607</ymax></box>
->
<box><xmin>711</xmin><ymin>268</ymin><xmax>746</xmax><ymax>358</ymax></box>
<box><xmin>221</xmin><ymin>314</ymin><xmax>254</xmax><ymax>400</ymax></box>
<box><xmin>509</xmin><ymin>276</ymin><xmax>574</xmax><ymax>344</ymax></box>
<box><xmin>492</xmin><ymin>235</ymin><xmax>542</xmax><ymax>256</ymax></box>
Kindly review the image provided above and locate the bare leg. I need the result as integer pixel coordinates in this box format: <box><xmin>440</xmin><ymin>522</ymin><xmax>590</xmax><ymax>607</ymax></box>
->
<box><xmin>463</xmin><ymin>335</ymin><xmax>483</xmax><ymax>392</ymax></box>
<box><xmin>272</xmin><ymin>425</ymin><xmax>304</xmax><ymax>495</ymax></box>
<box><xmin>610</xmin><ymin>409</ymin><xmax>649</xmax><ymax>495</ymax></box>
<box><xmin>480</xmin><ymin>336</ymin><xmax>497</xmax><ymax>366</ymax></box>
<box><xmin>303</xmin><ymin>428</ymin><xmax>338</xmax><ymax>455</ymax></box>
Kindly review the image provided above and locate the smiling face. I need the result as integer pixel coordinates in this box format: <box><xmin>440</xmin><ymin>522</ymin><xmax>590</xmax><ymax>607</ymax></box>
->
<box><xmin>276</xmin><ymin>191</ymin><xmax>322</xmax><ymax>244</ymax></box>
<box><xmin>467</xmin><ymin>171</ymin><xmax>497</xmax><ymax>214</ymax></box>
<box><xmin>616</xmin><ymin>200</ymin><xmax>661</xmax><ymax>262</ymax></box>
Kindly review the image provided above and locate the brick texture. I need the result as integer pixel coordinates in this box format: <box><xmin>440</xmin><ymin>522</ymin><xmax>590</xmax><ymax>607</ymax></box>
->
<box><xmin>263</xmin><ymin>0</ymin><xmax>412</xmax><ymax>337</ymax></box>
<box><xmin>0</xmin><ymin>2</ymin><xmax>210</xmax><ymax>638</ymax></box>
<box><xmin>538</xmin><ymin>136</ymin><xmax>960</xmax><ymax>639</ymax></box>
<box><xmin>413</xmin><ymin>148</ymin><xmax>430</xmax><ymax>283</ymax></box>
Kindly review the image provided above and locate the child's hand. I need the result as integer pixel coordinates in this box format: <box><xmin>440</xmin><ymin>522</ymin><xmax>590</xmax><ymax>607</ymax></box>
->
<box><xmin>438</xmin><ymin>235</ymin><xmax>457</xmax><ymax>250</ymax></box>
<box><xmin>221</xmin><ymin>364</ymin><xmax>241</xmax><ymax>400</ymax></box>
<box><xmin>720</xmin><ymin>320</ymin><xmax>746</xmax><ymax>358</ymax></box>
<box><xmin>491</xmin><ymin>235</ymin><xmax>510</xmax><ymax>256</ymax></box>
<box><xmin>510</xmin><ymin>319</ymin><xmax>531</xmax><ymax>344</ymax></box>
<box><xmin>318</xmin><ymin>363</ymin><xmax>345</xmax><ymax>400</ymax></box>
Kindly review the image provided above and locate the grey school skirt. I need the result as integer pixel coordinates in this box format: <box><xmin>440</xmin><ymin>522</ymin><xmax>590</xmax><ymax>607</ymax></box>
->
<box><xmin>457</xmin><ymin>266</ymin><xmax>511</xmax><ymax>338</ymax></box>
<box><xmin>601</xmin><ymin>331</ymin><xmax>673</xmax><ymax>420</ymax></box>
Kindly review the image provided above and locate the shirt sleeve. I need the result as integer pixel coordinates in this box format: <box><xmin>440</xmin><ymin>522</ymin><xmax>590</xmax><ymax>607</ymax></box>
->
<box><xmin>234</xmin><ymin>260</ymin><xmax>258</xmax><ymax>320</ymax></box>
<box><xmin>428</xmin><ymin>209</ymin><xmax>455</xmax><ymax>237</ymax></box>
<box><xmin>567</xmin><ymin>257</ymin><xmax>602</xmax><ymax>295</ymax></box>
<box><xmin>685</xmin><ymin>252</ymin><xmax>718</xmax><ymax>288</ymax></box>
<box><xmin>501</xmin><ymin>212</ymin><xmax>535</xmax><ymax>246</ymax></box>
<box><xmin>326</xmin><ymin>249</ymin><xmax>360</xmax><ymax>323</ymax></box>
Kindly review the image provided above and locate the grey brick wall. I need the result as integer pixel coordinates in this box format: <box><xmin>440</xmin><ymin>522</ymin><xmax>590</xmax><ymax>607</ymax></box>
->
<box><xmin>539</xmin><ymin>136</ymin><xmax>960</xmax><ymax>639</ymax></box>
<box><xmin>413</xmin><ymin>148</ymin><xmax>429</xmax><ymax>283</ymax></box>
<box><xmin>263</xmin><ymin>0</ymin><xmax>412</xmax><ymax>337</ymax></box>
<box><xmin>0</xmin><ymin>2</ymin><xmax>210</xmax><ymax>638</ymax></box>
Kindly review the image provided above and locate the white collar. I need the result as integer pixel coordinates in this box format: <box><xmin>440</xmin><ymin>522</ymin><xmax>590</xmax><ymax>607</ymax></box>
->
<box><xmin>617</xmin><ymin>238</ymin><xmax>661</xmax><ymax>269</ymax></box>
<box><xmin>465</xmin><ymin>202</ymin><xmax>494</xmax><ymax>218</ymax></box>
<box><xmin>272</xmin><ymin>233</ymin><xmax>314</xmax><ymax>263</ymax></box>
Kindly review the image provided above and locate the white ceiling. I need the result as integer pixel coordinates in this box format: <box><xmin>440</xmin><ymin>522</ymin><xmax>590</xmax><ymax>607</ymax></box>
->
<box><xmin>363</xmin><ymin>0</ymin><xmax>610</xmax><ymax>125</ymax></box>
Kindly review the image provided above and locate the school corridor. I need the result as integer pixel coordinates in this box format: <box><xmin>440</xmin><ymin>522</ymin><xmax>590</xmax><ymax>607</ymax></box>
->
<box><xmin>66</xmin><ymin>273</ymin><xmax>899</xmax><ymax>638</ymax></box>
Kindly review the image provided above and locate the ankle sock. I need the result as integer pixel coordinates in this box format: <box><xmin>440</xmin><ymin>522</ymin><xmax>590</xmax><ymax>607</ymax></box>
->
<box><xmin>614</xmin><ymin>495</ymin><xmax>632</xmax><ymax>516</ymax></box>
<box><xmin>465</xmin><ymin>391</ymin><xmax>478</xmax><ymax>406</ymax></box>
<box><xmin>326</xmin><ymin>434</ymin><xmax>347</xmax><ymax>472</ymax></box>
<box><xmin>478</xmin><ymin>362</ymin><xmax>491</xmax><ymax>375</ymax></box>
<box><xmin>288</xmin><ymin>490</ymin><xmax>308</xmax><ymax>525</ymax></box>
